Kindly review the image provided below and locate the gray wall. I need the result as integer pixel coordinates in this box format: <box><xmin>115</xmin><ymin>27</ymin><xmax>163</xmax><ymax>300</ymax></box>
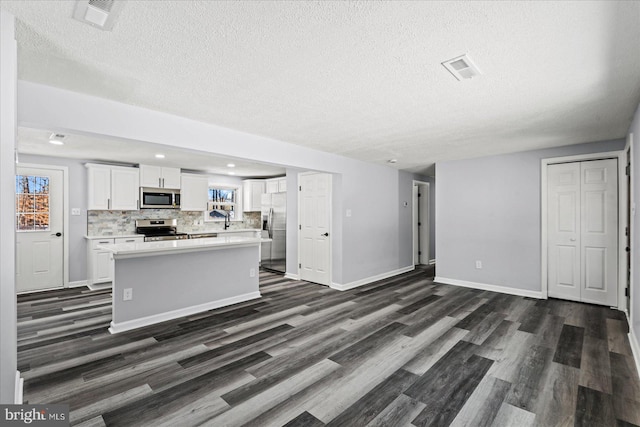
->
<box><xmin>629</xmin><ymin>101</ymin><xmax>640</xmax><ymax>348</ymax></box>
<box><xmin>436</xmin><ymin>139</ymin><xmax>625</xmax><ymax>292</ymax></box>
<box><xmin>19</xmin><ymin>154</ymin><xmax>88</xmax><ymax>283</ymax></box>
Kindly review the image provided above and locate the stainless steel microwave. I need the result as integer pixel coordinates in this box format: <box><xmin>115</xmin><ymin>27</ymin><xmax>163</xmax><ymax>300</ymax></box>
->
<box><xmin>140</xmin><ymin>187</ymin><xmax>180</xmax><ymax>209</ymax></box>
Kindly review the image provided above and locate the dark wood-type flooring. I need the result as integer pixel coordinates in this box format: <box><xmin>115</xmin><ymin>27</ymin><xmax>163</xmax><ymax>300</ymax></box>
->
<box><xmin>17</xmin><ymin>267</ymin><xmax>640</xmax><ymax>426</ymax></box>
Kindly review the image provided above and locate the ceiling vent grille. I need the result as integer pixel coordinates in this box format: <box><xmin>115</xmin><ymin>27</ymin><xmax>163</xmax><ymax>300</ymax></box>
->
<box><xmin>442</xmin><ymin>54</ymin><xmax>482</xmax><ymax>81</ymax></box>
<box><xmin>88</xmin><ymin>0</ymin><xmax>114</xmax><ymax>13</ymax></box>
<box><xmin>73</xmin><ymin>0</ymin><xmax>121</xmax><ymax>31</ymax></box>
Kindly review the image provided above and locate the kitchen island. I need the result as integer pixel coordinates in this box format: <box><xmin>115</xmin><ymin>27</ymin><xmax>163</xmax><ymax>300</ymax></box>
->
<box><xmin>98</xmin><ymin>236</ymin><xmax>265</xmax><ymax>333</ymax></box>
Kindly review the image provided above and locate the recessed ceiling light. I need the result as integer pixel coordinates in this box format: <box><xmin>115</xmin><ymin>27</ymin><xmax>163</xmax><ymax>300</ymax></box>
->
<box><xmin>228</xmin><ymin>171</ymin><xmax>236</xmax><ymax>175</ymax></box>
<box><xmin>155</xmin><ymin>154</ymin><xmax>165</xmax><ymax>159</ymax></box>
<box><xmin>227</xmin><ymin>163</ymin><xmax>236</xmax><ymax>168</ymax></box>
<box><xmin>387</xmin><ymin>159</ymin><xmax>397</xmax><ymax>164</ymax></box>
<box><xmin>49</xmin><ymin>133</ymin><xmax>66</xmax><ymax>145</ymax></box>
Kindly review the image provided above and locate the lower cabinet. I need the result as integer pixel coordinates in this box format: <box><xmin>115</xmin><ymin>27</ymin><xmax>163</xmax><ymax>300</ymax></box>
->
<box><xmin>87</xmin><ymin>237</ymin><xmax>144</xmax><ymax>287</ymax></box>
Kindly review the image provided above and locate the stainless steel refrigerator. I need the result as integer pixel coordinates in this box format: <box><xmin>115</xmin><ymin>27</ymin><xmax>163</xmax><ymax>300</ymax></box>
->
<box><xmin>261</xmin><ymin>192</ymin><xmax>286</xmax><ymax>273</ymax></box>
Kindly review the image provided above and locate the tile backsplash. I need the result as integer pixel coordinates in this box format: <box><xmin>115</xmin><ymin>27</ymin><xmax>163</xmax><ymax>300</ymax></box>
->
<box><xmin>87</xmin><ymin>210</ymin><xmax>261</xmax><ymax>236</ymax></box>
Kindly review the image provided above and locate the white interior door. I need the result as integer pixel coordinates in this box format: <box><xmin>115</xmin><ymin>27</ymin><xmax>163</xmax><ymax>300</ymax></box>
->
<box><xmin>299</xmin><ymin>172</ymin><xmax>331</xmax><ymax>285</ymax></box>
<box><xmin>580</xmin><ymin>159</ymin><xmax>618</xmax><ymax>306</ymax></box>
<box><xmin>548</xmin><ymin>159</ymin><xmax>618</xmax><ymax>306</ymax></box>
<box><xmin>548</xmin><ymin>162</ymin><xmax>581</xmax><ymax>301</ymax></box>
<box><xmin>16</xmin><ymin>166</ymin><xmax>64</xmax><ymax>292</ymax></box>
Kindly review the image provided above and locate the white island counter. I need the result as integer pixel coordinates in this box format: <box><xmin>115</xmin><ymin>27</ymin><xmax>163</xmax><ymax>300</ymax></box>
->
<box><xmin>99</xmin><ymin>236</ymin><xmax>267</xmax><ymax>333</ymax></box>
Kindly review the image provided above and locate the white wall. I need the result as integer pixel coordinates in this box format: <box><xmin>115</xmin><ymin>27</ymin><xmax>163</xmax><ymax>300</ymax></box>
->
<box><xmin>436</xmin><ymin>139</ymin><xmax>625</xmax><ymax>293</ymax></box>
<box><xmin>0</xmin><ymin>9</ymin><xmax>17</xmax><ymax>404</ymax></box>
<box><xmin>628</xmin><ymin>101</ymin><xmax>640</xmax><ymax>350</ymax></box>
<box><xmin>17</xmin><ymin>82</ymin><xmax>414</xmax><ymax>287</ymax></box>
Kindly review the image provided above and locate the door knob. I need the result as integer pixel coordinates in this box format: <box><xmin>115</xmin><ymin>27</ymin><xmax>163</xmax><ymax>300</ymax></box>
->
<box><xmin>569</xmin><ymin>238</ymin><xmax>576</xmax><ymax>241</ymax></box>
<box><xmin>51</xmin><ymin>232</ymin><xmax>62</xmax><ymax>237</ymax></box>
<box><xmin>322</xmin><ymin>232</ymin><xmax>329</xmax><ymax>237</ymax></box>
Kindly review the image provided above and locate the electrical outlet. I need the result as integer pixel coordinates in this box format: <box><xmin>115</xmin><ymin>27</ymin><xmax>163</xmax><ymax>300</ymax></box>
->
<box><xmin>123</xmin><ymin>288</ymin><xmax>133</xmax><ymax>301</ymax></box>
<box><xmin>346</xmin><ymin>209</ymin><xmax>352</xmax><ymax>217</ymax></box>
<box><xmin>475</xmin><ymin>260</ymin><xmax>482</xmax><ymax>269</ymax></box>
<box><xmin>71</xmin><ymin>208</ymin><xmax>81</xmax><ymax>216</ymax></box>
<box><xmin>249</xmin><ymin>268</ymin><xmax>256</xmax><ymax>277</ymax></box>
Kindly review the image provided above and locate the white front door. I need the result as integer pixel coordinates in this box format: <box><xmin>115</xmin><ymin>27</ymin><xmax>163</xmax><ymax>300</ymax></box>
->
<box><xmin>16</xmin><ymin>166</ymin><xmax>64</xmax><ymax>292</ymax></box>
<box><xmin>548</xmin><ymin>159</ymin><xmax>618</xmax><ymax>306</ymax></box>
<box><xmin>299</xmin><ymin>172</ymin><xmax>331</xmax><ymax>285</ymax></box>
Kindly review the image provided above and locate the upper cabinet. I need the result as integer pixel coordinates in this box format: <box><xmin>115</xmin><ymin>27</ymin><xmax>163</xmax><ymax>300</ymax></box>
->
<box><xmin>266</xmin><ymin>177</ymin><xmax>287</xmax><ymax>194</ymax></box>
<box><xmin>243</xmin><ymin>180</ymin><xmax>266</xmax><ymax>212</ymax></box>
<box><xmin>86</xmin><ymin>164</ymin><xmax>139</xmax><ymax>210</ymax></box>
<box><xmin>180</xmin><ymin>173</ymin><xmax>209</xmax><ymax>211</ymax></box>
<box><xmin>139</xmin><ymin>164</ymin><xmax>181</xmax><ymax>189</ymax></box>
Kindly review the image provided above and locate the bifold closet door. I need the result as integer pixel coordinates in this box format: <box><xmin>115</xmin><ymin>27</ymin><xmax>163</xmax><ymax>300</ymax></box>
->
<box><xmin>548</xmin><ymin>159</ymin><xmax>618</xmax><ymax>306</ymax></box>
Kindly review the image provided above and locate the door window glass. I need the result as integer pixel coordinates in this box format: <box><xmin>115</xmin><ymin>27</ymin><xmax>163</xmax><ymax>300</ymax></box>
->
<box><xmin>16</xmin><ymin>175</ymin><xmax>50</xmax><ymax>231</ymax></box>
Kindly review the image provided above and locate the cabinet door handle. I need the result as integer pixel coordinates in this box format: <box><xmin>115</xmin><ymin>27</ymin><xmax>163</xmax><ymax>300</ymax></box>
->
<box><xmin>108</xmin><ymin>198</ymin><xmax>111</xmax><ymax>210</ymax></box>
<box><xmin>162</xmin><ymin>178</ymin><xmax>165</xmax><ymax>187</ymax></box>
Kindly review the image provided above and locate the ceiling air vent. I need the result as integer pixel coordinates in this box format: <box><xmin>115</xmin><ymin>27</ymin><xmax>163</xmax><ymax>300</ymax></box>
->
<box><xmin>441</xmin><ymin>54</ymin><xmax>482</xmax><ymax>81</ymax></box>
<box><xmin>73</xmin><ymin>0</ymin><xmax>122</xmax><ymax>31</ymax></box>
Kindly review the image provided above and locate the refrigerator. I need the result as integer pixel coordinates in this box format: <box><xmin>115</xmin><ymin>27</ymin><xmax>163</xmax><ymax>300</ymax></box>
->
<box><xmin>261</xmin><ymin>192</ymin><xmax>286</xmax><ymax>273</ymax></box>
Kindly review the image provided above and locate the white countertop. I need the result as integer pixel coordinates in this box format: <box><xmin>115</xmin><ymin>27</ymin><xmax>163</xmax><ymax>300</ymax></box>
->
<box><xmin>85</xmin><ymin>234</ymin><xmax>142</xmax><ymax>240</ymax></box>
<box><xmin>98</xmin><ymin>235</ymin><xmax>268</xmax><ymax>258</ymax></box>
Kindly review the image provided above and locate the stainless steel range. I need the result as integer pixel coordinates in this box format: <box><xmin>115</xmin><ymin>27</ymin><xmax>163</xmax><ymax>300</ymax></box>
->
<box><xmin>135</xmin><ymin>219</ymin><xmax>189</xmax><ymax>242</ymax></box>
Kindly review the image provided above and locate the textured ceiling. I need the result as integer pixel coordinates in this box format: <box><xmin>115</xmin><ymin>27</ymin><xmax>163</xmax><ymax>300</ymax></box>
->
<box><xmin>2</xmin><ymin>0</ymin><xmax>640</xmax><ymax>174</ymax></box>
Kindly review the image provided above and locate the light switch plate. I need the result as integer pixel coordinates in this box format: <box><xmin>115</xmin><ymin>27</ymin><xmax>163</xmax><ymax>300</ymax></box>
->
<box><xmin>346</xmin><ymin>209</ymin><xmax>352</xmax><ymax>217</ymax></box>
<box><xmin>71</xmin><ymin>208</ymin><xmax>81</xmax><ymax>216</ymax></box>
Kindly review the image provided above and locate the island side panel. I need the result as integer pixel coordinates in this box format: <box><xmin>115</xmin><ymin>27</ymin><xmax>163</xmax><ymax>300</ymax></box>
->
<box><xmin>110</xmin><ymin>245</ymin><xmax>260</xmax><ymax>332</ymax></box>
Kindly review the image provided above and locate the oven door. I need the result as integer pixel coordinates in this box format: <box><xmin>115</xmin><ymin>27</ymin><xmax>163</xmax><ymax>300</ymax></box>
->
<box><xmin>140</xmin><ymin>188</ymin><xmax>176</xmax><ymax>208</ymax></box>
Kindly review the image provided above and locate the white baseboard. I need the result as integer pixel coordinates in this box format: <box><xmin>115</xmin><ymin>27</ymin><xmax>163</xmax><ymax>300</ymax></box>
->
<box><xmin>331</xmin><ymin>266</ymin><xmax>415</xmax><ymax>291</ymax></box>
<box><xmin>434</xmin><ymin>276</ymin><xmax>545</xmax><ymax>299</ymax></box>
<box><xmin>284</xmin><ymin>273</ymin><xmax>300</xmax><ymax>281</ymax></box>
<box><xmin>14</xmin><ymin>371</ymin><xmax>23</xmax><ymax>404</ymax></box>
<box><xmin>108</xmin><ymin>291</ymin><xmax>261</xmax><ymax>334</ymax></box>
<box><xmin>68</xmin><ymin>280</ymin><xmax>88</xmax><ymax>288</ymax></box>
<box><xmin>429</xmin><ymin>259</ymin><xmax>436</xmax><ymax>265</ymax></box>
<box><xmin>629</xmin><ymin>327</ymin><xmax>640</xmax><ymax>381</ymax></box>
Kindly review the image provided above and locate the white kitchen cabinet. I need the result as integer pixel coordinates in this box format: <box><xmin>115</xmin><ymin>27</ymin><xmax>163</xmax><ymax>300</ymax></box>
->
<box><xmin>86</xmin><ymin>164</ymin><xmax>139</xmax><ymax>210</ymax></box>
<box><xmin>88</xmin><ymin>238</ymin><xmax>113</xmax><ymax>286</ymax></box>
<box><xmin>87</xmin><ymin>236</ymin><xmax>144</xmax><ymax>287</ymax></box>
<box><xmin>278</xmin><ymin>178</ymin><xmax>287</xmax><ymax>192</ymax></box>
<box><xmin>139</xmin><ymin>164</ymin><xmax>181</xmax><ymax>189</ymax></box>
<box><xmin>266</xmin><ymin>177</ymin><xmax>287</xmax><ymax>194</ymax></box>
<box><xmin>243</xmin><ymin>180</ymin><xmax>266</xmax><ymax>211</ymax></box>
<box><xmin>181</xmin><ymin>173</ymin><xmax>209</xmax><ymax>211</ymax></box>
<box><xmin>266</xmin><ymin>179</ymin><xmax>279</xmax><ymax>194</ymax></box>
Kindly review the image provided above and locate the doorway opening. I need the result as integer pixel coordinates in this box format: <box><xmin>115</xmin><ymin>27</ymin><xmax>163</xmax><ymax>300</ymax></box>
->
<box><xmin>413</xmin><ymin>181</ymin><xmax>430</xmax><ymax>266</ymax></box>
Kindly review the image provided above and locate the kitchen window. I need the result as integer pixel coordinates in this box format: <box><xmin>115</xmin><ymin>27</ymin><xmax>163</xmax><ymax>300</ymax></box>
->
<box><xmin>205</xmin><ymin>184</ymin><xmax>242</xmax><ymax>222</ymax></box>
